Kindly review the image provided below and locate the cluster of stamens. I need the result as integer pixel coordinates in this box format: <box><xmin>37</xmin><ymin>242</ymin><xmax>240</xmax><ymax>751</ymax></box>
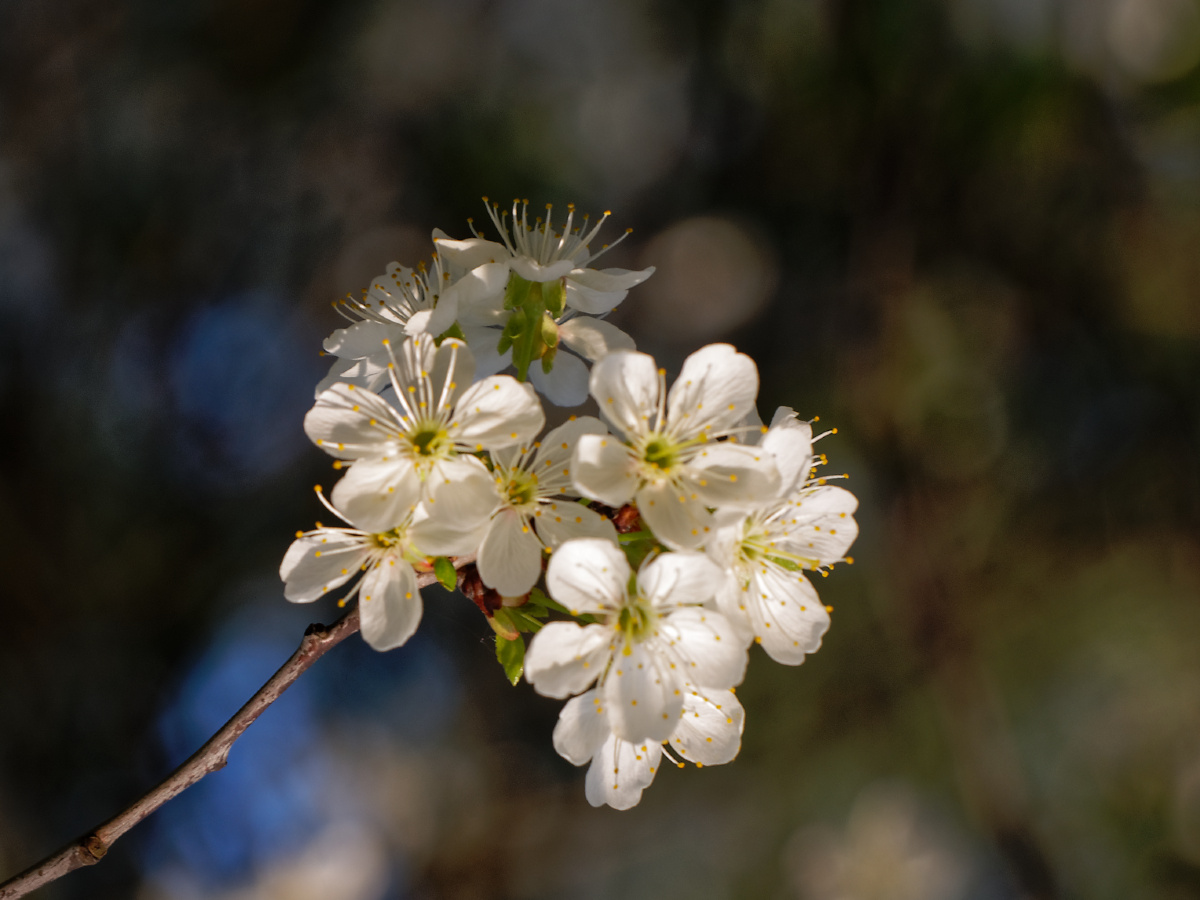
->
<box><xmin>473</xmin><ymin>197</ymin><xmax>631</xmax><ymax>269</ymax></box>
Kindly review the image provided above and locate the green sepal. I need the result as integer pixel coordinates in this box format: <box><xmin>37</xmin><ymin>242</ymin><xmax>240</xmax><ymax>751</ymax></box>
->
<box><xmin>490</xmin><ymin>606</ymin><xmax>520</xmax><ymax>640</ymax></box>
<box><xmin>620</xmin><ymin>533</ymin><xmax>660</xmax><ymax>572</ymax></box>
<box><xmin>433</xmin><ymin>556</ymin><xmax>458</xmax><ymax>592</ymax></box>
<box><xmin>529</xmin><ymin>586</ymin><xmax>570</xmax><ymax>616</ymax></box>
<box><xmin>495</xmin><ymin>634</ymin><xmax>525</xmax><ymax>685</ymax></box>
<box><xmin>503</xmin><ymin>272</ymin><xmax>534</xmax><ymax>310</ymax></box>
<box><xmin>541</xmin><ymin>344</ymin><xmax>557</xmax><ymax>374</ymax></box>
<box><xmin>544</xmin><ymin>280</ymin><xmax>566</xmax><ymax>318</ymax></box>
<box><xmin>506</xmin><ymin>607</ymin><xmax>546</xmax><ymax>633</ymax></box>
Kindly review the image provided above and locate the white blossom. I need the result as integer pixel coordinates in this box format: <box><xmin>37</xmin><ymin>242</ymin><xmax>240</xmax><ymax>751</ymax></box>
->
<box><xmin>708</xmin><ymin>409</ymin><xmax>859</xmax><ymax>664</ymax></box>
<box><xmin>572</xmin><ymin>344</ymin><xmax>781</xmax><ymax>549</ymax></box>
<box><xmin>476</xmin><ymin>416</ymin><xmax>618</xmax><ymax>597</ymax></box>
<box><xmin>279</xmin><ymin>495</ymin><xmax>433</xmax><ymax>651</ymax></box>
<box><xmin>316</xmin><ymin>257</ymin><xmax>504</xmax><ymax>396</ymax></box>
<box><xmin>524</xmin><ymin>538</ymin><xmax>747</xmax><ymax>744</ymax></box>
<box><xmin>434</xmin><ymin>200</ymin><xmax>652</xmax><ymax>406</ymax></box>
<box><xmin>552</xmin><ymin>683</ymin><xmax>745</xmax><ymax>809</ymax></box>
<box><xmin>304</xmin><ymin>334</ymin><xmax>542</xmax><ymax>536</ymax></box>
<box><xmin>435</xmin><ymin>199</ymin><xmax>655</xmax><ymax>318</ymax></box>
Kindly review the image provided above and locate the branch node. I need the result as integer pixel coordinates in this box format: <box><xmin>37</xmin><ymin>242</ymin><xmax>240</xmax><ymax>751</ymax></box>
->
<box><xmin>81</xmin><ymin>835</ymin><xmax>107</xmax><ymax>862</ymax></box>
<box><xmin>303</xmin><ymin>622</ymin><xmax>330</xmax><ymax>638</ymax></box>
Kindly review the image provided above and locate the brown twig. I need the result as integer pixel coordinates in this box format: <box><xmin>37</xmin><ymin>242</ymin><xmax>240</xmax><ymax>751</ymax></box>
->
<box><xmin>0</xmin><ymin>557</ymin><xmax>474</xmax><ymax>900</ymax></box>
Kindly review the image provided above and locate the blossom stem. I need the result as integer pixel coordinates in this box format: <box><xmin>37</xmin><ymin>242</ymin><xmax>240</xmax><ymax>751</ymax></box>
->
<box><xmin>0</xmin><ymin>554</ymin><xmax>476</xmax><ymax>900</ymax></box>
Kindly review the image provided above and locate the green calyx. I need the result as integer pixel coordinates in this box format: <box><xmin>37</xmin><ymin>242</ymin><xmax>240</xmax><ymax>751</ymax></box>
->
<box><xmin>496</xmin><ymin>273</ymin><xmax>566</xmax><ymax>381</ymax></box>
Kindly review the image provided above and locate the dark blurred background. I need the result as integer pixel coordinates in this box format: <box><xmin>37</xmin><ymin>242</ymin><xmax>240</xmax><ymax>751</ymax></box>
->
<box><xmin>2</xmin><ymin>0</ymin><xmax>1200</xmax><ymax>898</ymax></box>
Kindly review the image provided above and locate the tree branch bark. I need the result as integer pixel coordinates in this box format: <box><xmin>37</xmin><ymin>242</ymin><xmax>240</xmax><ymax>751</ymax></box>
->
<box><xmin>0</xmin><ymin>558</ymin><xmax>474</xmax><ymax>900</ymax></box>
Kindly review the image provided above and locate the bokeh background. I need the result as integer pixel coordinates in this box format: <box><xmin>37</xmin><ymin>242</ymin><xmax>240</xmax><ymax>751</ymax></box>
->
<box><xmin>3</xmin><ymin>0</ymin><xmax>1200</xmax><ymax>897</ymax></box>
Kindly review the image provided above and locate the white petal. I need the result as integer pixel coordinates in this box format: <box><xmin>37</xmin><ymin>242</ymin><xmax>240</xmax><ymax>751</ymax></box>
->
<box><xmin>558</xmin><ymin>316</ymin><xmax>636</xmax><ymax>362</ymax></box>
<box><xmin>524</xmin><ymin>622</ymin><xmax>612</xmax><ymax>699</ymax></box>
<box><xmin>712</xmin><ymin>570</ymin><xmax>756</xmax><ymax>647</ymax></box>
<box><xmin>588</xmin><ymin>350</ymin><xmax>660</xmax><ymax>440</ymax></box>
<box><xmin>323</xmin><ymin>320</ymin><xmax>406</xmax><ymax>359</ymax></box>
<box><xmin>584</xmin><ymin>733</ymin><xmax>662</xmax><ymax>810</ymax></box>
<box><xmin>568</xmin><ymin>266</ymin><xmax>656</xmax><ymax>293</ymax></box>
<box><xmin>566</xmin><ymin>267</ymin><xmax>655</xmax><ymax>315</ymax></box>
<box><xmin>552</xmin><ymin>688</ymin><xmax>610</xmax><ymax>765</ymax></box>
<box><xmin>669</xmin><ymin>687</ymin><xmax>743</xmax><ymax>766</ymax></box>
<box><xmin>760</xmin><ymin>407</ymin><xmax>813</xmax><ymax>497</ymax></box>
<box><xmin>430</xmin><ymin>337</ymin><xmax>475</xmax><ymax>409</ymax></box>
<box><xmin>477</xmin><ymin>508</ymin><xmax>544</xmax><ymax>596</ymax></box>
<box><xmin>534</xmin><ymin>502</ymin><xmax>618</xmax><ymax>548</ymax></box>
<box><xmin>390</xmin><ymin>333</ymin><xmax>439</xmax><ymax>393</ymax></box>
<box><xmin>412</xmin><ymin>462</ymin><xmax>497</xmax><ymax>556</ymax></box>
<box><xmin>544</xmin><ymin>537</ymin><xmax>630</xmax><ymax>615</ymax></box>
<box><xmin>330</xmin><ymin>458</ymin><xmax>422</xmax><ymax>533</ymax></box>
<box><xmin>660</xmin><ymin>606</ymin><xmax>748</xmax><ymax>689</ymax></box>
<box><xmin>666</xmin><ymin>344</ymin><xmax>759</xmax><ymax>436</ymax></box>
<box><xmin>442</xmin><ymin>262</ymin><xmax>509</xmax><ymax>313</ymax></box>
<box><xmin>315</xmin><ymin>357</ymin><xmax>376</xmax><ymax>397</ymax></box>
<box><xmin>639</xmin><ymin>551</ymin><xmax>722</xmax><ymax>611</ymax></box>
<box><xmin>530</xmin><ymin>415</ymin><xmax>610</xmax><ymax>495</ymax></box>
<box><xmin>605</xmin><ymin>640</ymin><xmax>681</xmax><ymax>743</ymax></box>
<box><xmin>280</xmin><ymin>531</ymin><xmax>371</xmax><ymax>602</ymax></box>
<box><xmin>780</xmin><ymin>485</ymin><xmax>860</xmax><ymax>565</ymax></box>
<box><xmin>687</xmin><ymin>442</ymin><xmax>781</xmax><ymax>509</ymax></box>
<box><xmin>636</xmin><ymin>478</ymin><xmax>714</xmax><ymax>550</ymax></box>
<box><xmin>359</xmin><ymin>556</ymin><xmax>422</xmax><ymax>651</ymax></box>
<box><xmin>462</xmin><ymin>325</ymin><xmax>512</xmax><ymax>377</ymax></box>
<box><xmin>744</xmin><ymin>564</ymin><xmax>830</xmax><ymax>664</ymax></box>
<box><xmin>510</xmin><ymin>256</ymin><xmax>575</xmax><ymax>282</ymax></box>
<box><xmin>305</xmin><ymin>383</ymin><xmax>405</xmax><ymax>460</ymax></box>
<box><xmin>451</xmin><ymin>376</ymin><xmax>544</xmax><ymax>449</ymax></box>
<box><xmin>432</xmin><ymin>234</ymin><xmax>511</xmax><ymax>272</ymax></box>
<box><xmin>572</xmin><ymin>433</ymin><xmax>638</xmax><ymax>507</ymax></box>
<box><xmin>405</xmin><ymin>298</ymin><xmax>459</xmax><ymax>339</ymax></box>
<box><xmin>528</xmin><ymin>352</ymin><xmax>590</xmax><ymax>407</ymax></box>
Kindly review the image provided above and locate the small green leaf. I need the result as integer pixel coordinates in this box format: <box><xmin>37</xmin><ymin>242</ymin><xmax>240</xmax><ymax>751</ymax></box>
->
<box><xmin>495</xmin><ymin>634</ymin><xmax>525</xmax><ymax>685</ymax></box>
<box><xmin>433</xmin><ymin>556</ymin><xmax>457</xmax><ymax>592</ymax></box>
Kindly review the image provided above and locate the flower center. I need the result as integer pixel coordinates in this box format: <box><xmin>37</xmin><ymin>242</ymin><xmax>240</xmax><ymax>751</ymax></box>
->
<box><xmin>504</xmin><ymin>470</ymin><xmax>539</xmax><ymax>508</ymax></box>
<box><xmin>617</xmin><ymin>594</ymin><xmax>657</xmax><ymax>644</ymax></box>
<box><xmin>410</xmin><ymin>423</ymin><xmax>451</xmax><ymax>457</ymax></box>
<box><xmin>369</xmin><ymin>528</ymin><xmax>407</xmax><ymax>549</ymax></box>
<box><xmin>642</xmin><ymin>435</ymin><xmax>679</xmax><ymax>471</ymax></box>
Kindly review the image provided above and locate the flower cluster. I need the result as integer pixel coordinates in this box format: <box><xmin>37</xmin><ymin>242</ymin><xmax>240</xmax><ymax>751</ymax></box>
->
<box><xmin>282</xmin><ymin>199</ymin><xmax>858</xmax><ymax>809</ymax></box>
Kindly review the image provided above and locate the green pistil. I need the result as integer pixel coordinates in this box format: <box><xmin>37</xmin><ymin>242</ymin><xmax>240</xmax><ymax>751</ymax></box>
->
<box><xmin>369</xmin><ymin>528</ymin><xmax>406</xmax><ymax>549</ymax></box>
<box><xmin>617</xmin><ymin>595</ymin><xmax>655</xmax><ymax>644</ymax></box>
<box><xmin>505</xmin><ymin>471</ymin><xmax>538</xmax><ymax>507</ymax></box>
<box><xmin>411</xmin><ymin>425</ymin><xmax>450</xmax><ymax>456</ymax></box>
<box><xmin>642</xmin><ymin>436</ymin><xmax>678</xmax><ymax>471</ymax></box>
